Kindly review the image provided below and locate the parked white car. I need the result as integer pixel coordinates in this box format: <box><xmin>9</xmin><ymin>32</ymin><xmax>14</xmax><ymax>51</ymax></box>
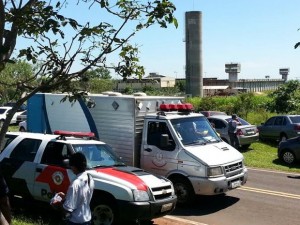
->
<box><xmin>0</xmin><ymin>106</ymin><xmax>15</xmax><ymax>125</ymax></box>
<box><xmin>16</xmin><ymin>110</ymin><xmax>27</xmax><ymax>124</ymax></box>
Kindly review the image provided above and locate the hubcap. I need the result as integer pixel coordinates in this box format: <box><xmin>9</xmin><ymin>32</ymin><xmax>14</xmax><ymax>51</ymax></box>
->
<box><xmin>283</xmin><ymin>152</ymin><xmax>294</xmax><ymax>164</ymax></box>
<box><xmin>92</xmin><ymin>205</ymin><xmax>114</xmax><ymax>225</ymax></box>
<box><xmin>175</xmin><ymin>183</ymin><xmax>188</xmax><ymax>203</ymax></box>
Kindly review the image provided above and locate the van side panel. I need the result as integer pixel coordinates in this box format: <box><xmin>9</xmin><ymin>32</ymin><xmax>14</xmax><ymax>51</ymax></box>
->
<box><xmin>28</xmin><ymin>93</ymin><xmax>95</xmax><ymax>135</ymax></box>
<box><xmin>27</xmin><ymin>94</ymin><xmax>50</xmax><ymax>133</ymax></box>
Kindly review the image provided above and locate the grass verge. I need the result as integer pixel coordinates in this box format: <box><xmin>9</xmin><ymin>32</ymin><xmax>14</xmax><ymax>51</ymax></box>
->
<box><xmin>243</xmin><ymin>141</ymin><xmax>300</xmax><ymax>173</ymax></box>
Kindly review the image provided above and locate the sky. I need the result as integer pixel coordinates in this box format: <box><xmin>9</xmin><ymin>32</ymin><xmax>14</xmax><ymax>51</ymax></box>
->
<box><xmin>16</xmin><ymin>0</ymin><xmax>300</xmax><ymax>81</ymax></box>
<box><xmin>132</xmin><ymin>0</ymin><xmax>300</xmax><ymax>80</ymax></box>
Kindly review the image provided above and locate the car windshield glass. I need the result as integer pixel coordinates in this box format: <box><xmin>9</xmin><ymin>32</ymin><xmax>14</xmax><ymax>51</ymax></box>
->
<box><xmin>290</xmin><ymin>116</ymin><xmax>300</xmax><ymax>123</ymax></box>
<box><xmin>0</xmin><ymin>109</ymin><xmax>6</xmax><ymax>114</ymax></box>
<box><xmin>225</xmin><ymin>117</ymin><xmax>249</xmax><ymax>125</ymax></box>
<box><xmin>72</xmin><ymin>144</ymin><xmax>125</xmax><ymax>168</ymax></box>
<box><xmin>171</xmin><ymin>116</ymin><xmax>221</xmax><ymax>146</ymax></box>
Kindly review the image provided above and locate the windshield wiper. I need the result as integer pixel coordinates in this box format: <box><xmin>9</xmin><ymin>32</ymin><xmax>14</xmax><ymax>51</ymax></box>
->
<box><xmin>184</xmin><ymin>140</ymin><xmax>207</xmax><ymax>146</ymax></box>
<box><xmin>113</xmin><ymin>163</ymin><xmax>126</xmax><ymax>167</ymax></box>
<box><xmin>91</xmin><ymin>164</ymin><xmax>112</xmax><ymax>168</ymax></box>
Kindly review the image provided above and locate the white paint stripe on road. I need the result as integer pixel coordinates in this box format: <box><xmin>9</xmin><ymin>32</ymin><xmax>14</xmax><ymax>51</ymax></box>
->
<box><xmin>163</xmin><ymin>215</ymin><xmax>208</xmax><ymax>225</ymax></box>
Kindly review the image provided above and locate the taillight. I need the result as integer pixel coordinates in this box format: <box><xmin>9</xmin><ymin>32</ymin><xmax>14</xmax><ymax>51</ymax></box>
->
<box><xmin>294</xmin><ymin>124</ymin><xmax>300</xmax><ymax>131</ymax></box>
<box><xmin>236</xmin><ymin>129</ymin><xmax>244</xmax><ymax>136</ymax></box>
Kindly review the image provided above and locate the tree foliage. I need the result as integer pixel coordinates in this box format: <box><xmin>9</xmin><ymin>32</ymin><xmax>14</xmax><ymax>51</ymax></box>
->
<box><xmin>0</xmin><ymin>60</ymin><xmax>35</xmax><ymax>103</ymax></box>
<box><xmin>84</xmin><ymin>68</ymin><xmax>112</xmax><ymax>80</ymax></box>
<box><xmin>267</xmin><ymin>80</ymin><xmax>300</xmax><ymax>114</ymax></box>
<box><xmin>0</xmin><ymin>0</ymin><xmax>177</xmax><ymax>144</ymax></box>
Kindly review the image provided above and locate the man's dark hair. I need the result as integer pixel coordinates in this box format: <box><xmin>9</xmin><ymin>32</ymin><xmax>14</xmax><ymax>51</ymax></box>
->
<box><xmin>69</xmin><ymin>152</ymin><xmax>87</xmax><ymax>172</ymax></box>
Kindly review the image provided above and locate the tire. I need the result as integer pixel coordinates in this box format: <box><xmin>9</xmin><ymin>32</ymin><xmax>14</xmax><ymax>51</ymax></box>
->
<box><xmin>240</xmin><ymin>144</ymin><xmax>250</xmax><ymax>150</ymax></box>
<box><xmin>171</xmin><ymin>177</ymin><xmax>195</xmax><ymax>205</ymax></box>
<box><xmin>281</xmin><ymin>150</ymin><xmax>296</xmax><ymax>164</ymax></box>
<box><xmin>91</xmin><ymin>196</ymin><xmax>118</xmax><ymax>225</ymax></box>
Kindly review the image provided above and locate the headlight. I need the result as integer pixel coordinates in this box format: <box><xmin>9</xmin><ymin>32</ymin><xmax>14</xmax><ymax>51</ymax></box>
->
<box><xmin>207</xmin><ymin>166</ymin><xmax>223</xmax><ymax>177</ymax></box>
<box><xmin>133</xmin><ymin>190</ymin><xmax>150</xmax><ymax>201</ymax></box>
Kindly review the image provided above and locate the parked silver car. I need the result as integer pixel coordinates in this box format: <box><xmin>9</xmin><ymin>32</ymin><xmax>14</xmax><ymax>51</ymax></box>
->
<box><xmin>258</xmin><ymin>115</ymin><xmax>300</xmax><ymax>142</ymax></box>
<box><xmin>207</xmin><ymin>115</ymin><xmax>259</xmax><ymax>150</ymax></box>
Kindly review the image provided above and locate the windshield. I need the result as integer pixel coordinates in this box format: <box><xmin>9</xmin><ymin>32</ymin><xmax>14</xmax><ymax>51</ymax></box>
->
<box><xmin>72</xmin><ymin>144</ymin><xmax>125</xmax><ymax>168</ymax></box>
<box><xmin>171</xmin><ymin>116</ymin><xmax>221</xmax><ymax>146</ymax></box>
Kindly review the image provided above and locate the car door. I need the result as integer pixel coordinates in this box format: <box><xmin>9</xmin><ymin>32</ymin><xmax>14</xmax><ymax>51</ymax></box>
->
<box><xmin>141</xmin><ymin>120</ymin><xmax>179</xmax><ymax>176</ymax></box>
<box><xmin>0</xmin><ymin>138</ymin><xmax>42</xmax><ymax>199</ymax></box>
<box><xmin>271</xmin><ymin>116</ymin><xmax>285</xmax><ymax>139</ymax></box>
<box><xmin>260</xmin><ymin>117</ymin><xmax>277</xmax><ymax>139</ymax></box>
<box><xmin>33</xmin><ymin>142</ymin><xmax>72</xmax><ymax>201</ymax></box>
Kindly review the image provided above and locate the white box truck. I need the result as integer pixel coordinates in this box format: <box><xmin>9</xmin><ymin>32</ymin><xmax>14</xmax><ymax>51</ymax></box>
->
<box><xmin>27</xmin><ymin>92</ymin><xmax>248</xmax><ymax>204</ymax></box>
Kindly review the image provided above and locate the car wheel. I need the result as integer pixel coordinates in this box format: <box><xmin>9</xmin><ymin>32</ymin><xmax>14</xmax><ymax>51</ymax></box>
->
<box><xmin>91</xmin><ymin>196</ymin><xmax>118</xmax><ymax>225</ymax></box>
<box><xmin>240</xmin><ymin>144</ymin><xmax>250</xmax><ymax>150</ymax></box>
<box><xmin>171</xmin><ymin>177</ymin><xmax>195</xmax><ymax>205</ymax></box>
<box><xmin>259</xmin><ymin>135</ymin><xmax>266</xmax><ymax>142</ymax></box>
<box><xmin>281</xmin><ymin>150</ymin><xmax>296</xmax><ymax>164</ymax></box>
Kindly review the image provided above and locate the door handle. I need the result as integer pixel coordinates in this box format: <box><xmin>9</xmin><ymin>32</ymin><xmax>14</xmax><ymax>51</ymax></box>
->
<box><xmin>144</xmin><ymin>148</ymin><xmax>152</xmax><ymax>152</ymax></box>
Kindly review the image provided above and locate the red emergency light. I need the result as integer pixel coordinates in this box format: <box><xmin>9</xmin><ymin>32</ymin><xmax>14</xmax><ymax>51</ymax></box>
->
<box><xmin>54</xmin><ymin>130</ymin><xmax>95</xmax><ymax>138</ymax></box>
<box><xmin>159</xmin><ymin>103</ymin><xmax>194</xmax><ymax>112</ymax></box>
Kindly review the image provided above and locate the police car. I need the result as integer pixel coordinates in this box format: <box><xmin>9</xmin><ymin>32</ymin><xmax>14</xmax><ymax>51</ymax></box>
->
<box><xmin>0</xmin><ymin>131</ymin><xmax>177</xmax><ymax>225</ymax></box>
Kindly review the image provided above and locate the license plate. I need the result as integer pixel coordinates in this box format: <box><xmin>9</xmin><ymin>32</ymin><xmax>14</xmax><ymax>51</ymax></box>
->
<box><xmin>161</xmin><ymin>203</ymin><xmax>173</xmax><ymax>212</ymax></box>
<box><xmin>246</xmin><ymin>130</ymin><xmax>255</xmax><ymax>135</ymax></box>
<box><xmin>231</xmin><ymin>180</ymin><xmax>241</xmax><ymax>189</ymax></box>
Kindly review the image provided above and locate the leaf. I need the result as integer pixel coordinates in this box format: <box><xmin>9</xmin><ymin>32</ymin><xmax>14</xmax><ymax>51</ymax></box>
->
<box><xmin>173</xmin><ymin>18</ymin><xmax>178</xmax><ymax>28</ymax></box>
<box><xmin>294</xmin><ymin>42</ymin><xmax>300</xmax><ymax>49</ymax></box>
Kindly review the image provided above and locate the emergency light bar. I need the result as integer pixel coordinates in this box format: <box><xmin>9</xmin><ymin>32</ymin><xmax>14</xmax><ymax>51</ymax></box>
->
<box><xmin>53</xmin><ymin>130</ymin><xmax>95</xmax><ymax>138</ymax></box>
<box><xmin>159</xmin><ymin>103</ymin><xmax>194</xmax><ymax>112</ymax></box>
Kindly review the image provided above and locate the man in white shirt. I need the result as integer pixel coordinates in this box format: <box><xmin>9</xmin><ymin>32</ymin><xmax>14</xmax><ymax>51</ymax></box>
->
<box><xmin>52</xmin><ymin>152</ymin><xmax>94</xmax><ymax>225</ymax></box>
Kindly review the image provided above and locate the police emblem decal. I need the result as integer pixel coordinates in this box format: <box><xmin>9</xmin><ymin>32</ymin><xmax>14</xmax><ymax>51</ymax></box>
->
<box><xmin>52</xmin><ymin>171</ymin><xmax>64</xmax><ymax>185</ymax></box>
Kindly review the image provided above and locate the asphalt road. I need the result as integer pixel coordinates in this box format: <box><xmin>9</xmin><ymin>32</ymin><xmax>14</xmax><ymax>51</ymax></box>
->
<box><xmin>166</xmin><ymin>168</ymin><xmax>300</xmax><ymax>225</ymax></box>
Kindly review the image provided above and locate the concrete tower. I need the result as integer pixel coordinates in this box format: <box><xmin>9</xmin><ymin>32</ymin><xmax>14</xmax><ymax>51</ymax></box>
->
<box><xmin>185</xmin><ymin>11</ymin><xmax>203</xmax><ymax>97</ymax></box>
<box><xmin>279</xmin><ymin>68</ymin><xmax>289</xmax><ymax>81</ymax></box>
<box><xmin>225</xmin><ymin>63</ymin><xmax>241</xmax><ymax>82</ymax></box>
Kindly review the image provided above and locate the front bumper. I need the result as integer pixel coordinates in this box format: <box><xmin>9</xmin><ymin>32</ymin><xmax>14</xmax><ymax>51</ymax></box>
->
<box><xmin>190</xmin><ymin>167</ymin><xmax>248</xmax><ymax>195</ymax></box>
<box><xmin>117</xmin><ymin>195</ymin><xmax>177</xmax><ymax>221</ymax></box>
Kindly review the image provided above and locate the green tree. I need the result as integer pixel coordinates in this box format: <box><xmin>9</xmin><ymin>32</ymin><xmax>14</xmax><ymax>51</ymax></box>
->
<box><xmin>234</xmin><ymin>93</ymin><xmax>255</xmax><ymax>119</ymax></box>
<box><xmin>0</xmin><ymin>0</ymin><xmax>177</xmax><ymax>143</ymax></box>
<box><xmin>267</xmin><ymin>80</ymin><xmax>300</xmax><ymax>113</ymax></box>
<box><xmin>84</xmin><ymin>68</ymin><xmax>112</xmax><ymax>80</ymax></box>
<box><xmin>89</xmin><ymin>79</ymin><xmax>114</xmax><ymax>93</ymax></box>
<box><xmin>0</xmin><ymin>60</ymin><xmax>35</xmax><ymax>103</ymax></box>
